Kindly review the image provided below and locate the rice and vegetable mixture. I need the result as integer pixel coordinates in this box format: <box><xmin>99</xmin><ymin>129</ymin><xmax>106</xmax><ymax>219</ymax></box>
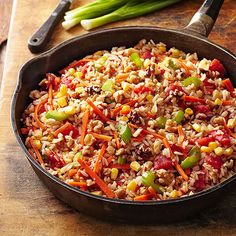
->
<box><xmin>21</xmin><ymin>39</ymin><xmax>236</xmax><ymax>200</ymax></box>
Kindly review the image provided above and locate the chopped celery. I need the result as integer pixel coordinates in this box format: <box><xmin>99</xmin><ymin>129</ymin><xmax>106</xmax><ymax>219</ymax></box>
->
<box><xmin>102</xmin><ymin>80</ymin><xmax>115</xmax><ymax>92</ymax></box>
<box><xmin>45</xmin><ymin>110</ymin><xmax>69</xmax><ymax>121</ymax></box>
<box><xmin>130</xmin><ymin>52</ymin><xmax>142</xmax><ymax>68</ymax></box>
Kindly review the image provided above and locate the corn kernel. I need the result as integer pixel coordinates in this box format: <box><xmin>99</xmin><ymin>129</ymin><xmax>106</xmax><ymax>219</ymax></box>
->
<box><xmin>111</xmin><ymin>168</ymin><xmax>119</xmax><ymax>180</ymax></box>
<box><xmin>121</xmin><ymin>82</ymin><xmax>131</xmax><ymax>93</ymax></box>
<box><xmin>75</xmin><ymin>87</ymin><xmax>84</xmax><ymax>93</ymax></box>
<box><xmin>64</xmin><ymin>106</ymin><xmax>76</xmax><ymax>115</ymax></box>
<box><xmin>56</xmin><ymin>84</ymin><xmax>68</xmax><ymax>98</ymax></box>
<box><xmin>192</xmin><ymin>123</ymin><xmax>201</xmax><ymax>132</ymax></box>
<box><xmin>130</xmin><ymin>161</ymin><xmax>141</xmax><ymax>172</ymax></box>
<box><xmin>57</xmin><ymin>97</ymin><xmax>67</xmax><ymax>107</ymax></box>
<box><xmin>185</xmin><ymin>108</ymin><xmax>193</xmax><ymax>115</ymax></box>
<box><xmin>208</xmin><ymin>142</ymin><xmax>218</xmax><ymax>150</ymax></box>
<box><xmin>170</xmin><ymin>190</ymin><xmax>179</xmax><ymax>198</ymax></box>
<box><xmin>227</xmin><ymin>119</ymin><xmax>236</xmax><ymax>129</ymax></box>
<box><xmin>143</xmin><ymin>59</ymin><xmax>151</xmax><ymax>68</ymax></box>
<box><xmin>68</xmin><ymin>68</ymin><xmax>76</xmax><ymax>75</ymax></box>
<box><xmin>212</xmin><ymin>90</ymin><xmax>221</xmax><ymax>100</ymax></box>
<box><xmin>33</xmin><ymin>139</ymin><xmax>42</xmax><ymax>149</ymax></box>
<box><xmin>214</xmin><ymin>98</ymin><xmax>222</xmax><ymax>106</ymax></box>
<box><xmin>224</xmin><ymin>147</ymin><xmax>233</xmax><ymax>156</ymax></box>
<box><xmin>201</xmin><ymin>146</ymin><xmax>212</xmax><ymax>153</ymax></box>
<box><xmin>146</xmin><ymin>94</ymin><xmax>153</xmax><ymax>103</ymax></box>
<box><xmin>120</xmin><ymin>116</ymin><xmax>129</xmax><ymax>122</ymax></box>
<box><xmin>171</xmin><ymin>48</ymin><xmax>181</xmax><ymax>58</ymax></box>
<box><xmin>127</xmin><ymin>179</ymin><xmax>137</xmax><ymax>192</ymax></box>
<box><xmin>47</xmin><ymin>134</ymin><xmax>54</xmax><ymax>142</ymax></box>
<box><xmin>214</xmin><ymin>147</ymin><xmax>224</xmax><ymax>156</ymax></box>
<box><xmin>120</xmin><ymin>105</ymin><xmax>131</xmax><ymax>115</ymax></box>
<box><xmin>74</xmin><ymin>72</ymin><xmax>83</xmax><ymax>78</ymax></box>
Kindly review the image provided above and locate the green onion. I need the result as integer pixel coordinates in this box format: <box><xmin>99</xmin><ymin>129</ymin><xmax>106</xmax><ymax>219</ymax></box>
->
<box><xmin>81</xmin><ymin>0</ymin><xmax>183</xmax><ymax>31</ymax></box>
<box><xmin>102</xmin><ymin>80</ymin><xmax>115</xmax><ymax>92</ymax></box>
<box><xmin>182</xmin><ymin>76</ymin><xmax>202</xmax><ymax>87</ymax></box>
<box><xmin>174</xmin><ymin>110</ymin><xmax>184</xmax><ymax>124</ymax></box>
<box><xmin>95</xmin><ymin>56</ymin><xmax>107</xmax><ymax>71</ymax></box>
<box><xmin>156</xmin><ymin>116</ymin><xmax>167</xmax><ymax>129</ymax></box>
<box><xmin>62</xmin><ymin>0</ymin><xmax>128</xmax><ymax>30</ymax></box>
<box><xmin>45</xmin><ymin>110</ymin><xmax>69</xmax><ymax>121</ymax></box>
<box><xmin>118</xmin><ymin>156</ymin><xmax>127</xmax><ymax>164</ymax></box>
<box><xmin>118</xmin><ymin>124</ymin><xmax>132</xmax><ymax>143</ymax></box>
<box><xmin>180</xmin><ymin>146</ymin><xmax>201</xmax><ymax>169</ymax></box>
<box><xmin>130</xmin><ymin>52</ymin><xmax>142</xmax><ymax>68</ymax></box>
<box><xmin>142</xmin><ymin>171</ymin><xmax>162</xmax><ymax>193</ymax></box>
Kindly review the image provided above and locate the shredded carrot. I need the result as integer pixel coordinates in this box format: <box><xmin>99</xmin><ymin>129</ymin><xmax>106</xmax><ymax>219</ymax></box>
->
<box><xmin>29</xmin><ymin>137</ymin><xmax>45</xmax><ymax>167</ymax></box>
<box><xmin>111</xmin><ymin>99</ymin><xmax>138</xmax><ymax>116</ymax></box>
<box><xmin>53</xmin><ymin>122</ymin><xmax>71</xmax><ymax>137</ymax></box>
<box><xmin>223</xmin><ymin>119</ymin><xmax>236</xmax><ymax>139</ymax></box>
<box><xmin>177</xmin><ymin>125</ymin><xmax>185</xmax><ymax>146</ymax></box>
<box><xmin>222</xmin><ymin>100</ymin><xmax>234</xmax><ymax>106</ymax></box>
<box><xmin>107</xmin><ymin>156</ymin><xmax>114</xmax><ymax>165</ymax></box>
<box><xmin>134</xmin><ymin>194</ymin><xmax>152</xmax><ymax>201</ymax></box>
<box><xmin>162</xmin><ymin>138</ymin><xmax>173</xmax><ymax>157</ymax></box>
<box><xmin>148</xmin><ymin>186</ymin><xmax>158</xmax><ymax>199</ymax></box>
<box><xmin>115</xmin><ymin>73</ymin><xmax>129</xmax><ymax>82</ymax></box>
<box><xmin>48</xmin><ymin>83</ymin><xmax>53</xmax><ymax>110</ymax></box>
<box><xmin>94</xmin><ymin>143</ymin><xmax>107</xmax><ymax>173</ymax></box>
<box><xmin>68</xmin><ymin>169</ymin><xmax>78</xmax><ymax>178</ymax></box>
<box><xmin>179</xmin><ymin>61</ymin><xmax>190</xmax><ymax>77</ymax></box>
<box><xmin>113</xmin><ymin>131</ymin><xmax>120</xmax><ymax>149</ymax></box>
<box><xmin>68</xmin><ymin>181</ymin><xmax>87</xmax><ymax>187</ymax></box>
<box><xmin>89</xmin><ymin>132</ymin><xmax>112</xmax><ymax>142</ymax></box>
<box><xmin>183</xmin><ymin>95</ymin><xmax>206</xmax><ymax>104</ymax></box>
<box><xmin>59</xmin><ymin>58</ymin><xmax>96</xmax><ymax>74</ymax></box>
<box><xmin>109</xmin><ymin>163</ymin><xmax>130</xmax><ymax>170</ymax></box>
<box><xmin>78</xmin><ymin>158</ymin><xmax>115</xmax><ymax>198</ymax></box>
<box><xmin>34</xmin><ymin>99</ymin><xmax>47</xmax><ymax>130</ymax></box>
<box><xmin>87</xmin><ymin>99</ymin><xmax>110</xmax><ymax>122</ymax></box>
<box><xmin>174</xmin><ymin>161</ymin><xmax>188</xmax><ymax>181</ymax></box>
<box><xmin>222</xmin><ymin>79</ymin><xmax>235</xmax><ymax>97</ymax></box>
<box><xmin>80</xmin><ymin>110</ymin><xmax>90</xmax><ymax>145</ymax></box>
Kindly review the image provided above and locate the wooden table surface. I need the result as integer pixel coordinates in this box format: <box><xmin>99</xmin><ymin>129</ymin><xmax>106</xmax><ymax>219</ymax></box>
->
<box><xmin>1</xmin><ymin>0</ymin><xmax>236</xmax><ymax>235</ymax></box>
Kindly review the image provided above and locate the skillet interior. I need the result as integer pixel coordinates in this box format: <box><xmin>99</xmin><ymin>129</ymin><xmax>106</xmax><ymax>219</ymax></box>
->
<box><xmin>12</xmin><ymin>27</ymin><xmax>236</xmax><ymax>223</ymax></box>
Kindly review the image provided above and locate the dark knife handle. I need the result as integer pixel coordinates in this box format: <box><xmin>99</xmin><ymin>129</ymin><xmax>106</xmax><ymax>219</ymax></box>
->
<box><xmin>28</xmin><ymin>0</ymin><xmax>71</xmax><ymax>53</ymax></box>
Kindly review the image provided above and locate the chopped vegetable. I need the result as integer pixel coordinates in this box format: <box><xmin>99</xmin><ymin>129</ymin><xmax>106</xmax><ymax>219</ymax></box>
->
<box><xmin>118</xmin><ymin>124</ymin><xmax>132</xmax><ymax>143</ymax></box>
<box><xmin>156</xmin><ymin>116</ymin><xmax>167</xmax><ymax>129</ymax></box>
<box><xmin>209</xmin><ymin>59</ymin><xmax>226</xmax><ymax>77</ymax></box>
<box><xmin>94</xmin><ymin>143</ymin><xmax>107</xmax><ymax>173</ymax></box>
<box><xmin>134</xmin><ymin>85</ymin><xmax>154</xmax><ymax>94</ymax></box>
<box><xmin>53</xmin><ymin>122</ymin><xmax>79</xmax><ymax>138</ymax></box>
<box><xmin>130</xmin><ymin>161</ymin><xmax>141</xmax><ymax>172</ymax></box>
<box><xmin>78</xmin><ymin>158</ymin><xmax>115</xmax><ymax>198</ymax></box>
<box><xmin>183</xmin><ymin>95</ymin><xmax>206</xmax><ymax>104</ymax></box>
<box><xmin>222</xmin><ymin>79</ymin><xmax>235</xmax><ymax>97</ymax></box>
<box><xmin>45</xmin><ymin>110</ymin><xmax>69</xmax><ymax>121</ymax></box>
<box><xmin>29</xmin><ymin>137</ymin><xmax>45</xmax><ymax>167</ymax></box>
<box><xmin>102</xmin><ymin>80</ymin><xmax>115</xmax><ymax>91</ymax></box>
<box><xmin>109</xmin><ymin>163</ymin><xmax>130</xmax><ymax>170</ymax></box>
<box><xmin>111</xmin><ymin>168</ymin><xmax>119</xmax><ymax>180</ymax></box>
<box><xmin>34</xmin><ymin>99</ymin><xmax>47</xmax><ymax>130</ymax></box>
<box><xmin>127</xmin><ymin>179</ymin><xmax>137</xmax><ymax>191</ymax></box>
<box><xmin>134</xmin><ymin>194</ymin><xmax>152</xmax><ymax>201</ymax></box>
<box><xmin>142</xmin><ymin>171</ymin><xmax>162</xmax><ymax>193</ymax></box>
<box><xmin>181</xmin><ymin>146</ymin><xmax>201</xmax><ymax>169</ymax></box>
<box><xmin>130</xmin><ymin>52</ymin><xmax>142</xmax><ymax>68</ymax></box>
<box><xmin>174</xmin><ymin>110</ymin><xmax>184</xmax><ymax>124</ymax></box>
<box><xmin>68</xmin><ymin>181</ymin><xmax>87</xmax><ymax>187</ymax></box>
<box><xmin>182</xmin><ymin>76</ymin><xmax>201</xmax><ymax>87</ymax></box>
<box><xmin>117</xmin><ymin>156</ymin><xmax>127</xmax><ymax>165</ymax></box>
<box><xmin>81</xmin><ymin>0</ymin><xmax>183</xmax><ymax>30</ymax></box>
<box><xmin>174</xmin><ymin>161</ymin><xmax>188</xmax><ymax>181</ymax></box>
<box><xmin>89</xmin><ymin>132</ymin><xmax>112</xmax><ymax>141</ymax></box>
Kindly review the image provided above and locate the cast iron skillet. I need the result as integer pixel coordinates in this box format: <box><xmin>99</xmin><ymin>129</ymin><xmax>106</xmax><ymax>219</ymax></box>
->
<box><xmin>11</xmin><ymin>0</ymin><xmax>236</xmax><ymax>223</ymax></box>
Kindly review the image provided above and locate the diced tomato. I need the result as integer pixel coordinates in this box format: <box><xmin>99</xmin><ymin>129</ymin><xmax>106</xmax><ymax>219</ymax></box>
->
<box><xmin>205</xmin><ymin>154</ymin><xmax>223</xmax><ymax>170</ymax></box>
<box><xmin>197</xmin><ymin>137</ymin><xmax>214</xmax><ymax>146</ymax></box>
<box><xmin>47</xmin><ymin>152</ymin><xmax>65</xmax><ymax>169</ymax></box>
<box><xmin>21</xmin><ymin>127</ymin><xmax>29</xmax><ymax>135</ymax></box>
<box><xmin>210</xmin><ymin>130</ymin><xmax>231</xmax><ymax>147</ymax></box>
<box><xmin>58</xmin><ymin>122</ymin><xmax>79</xmax><ymax>139</ymax></box>
<box><xmin>195</xmin><ymin>104</ymin><xmax>211</xmax><ymax>114</ymax></box>
<box><xmin>154</xmin><ymin>156</ymin><xmax>173</xmax><ymax>170</ymax></box>
<box><xmin>209</xmin><ymin>59</ymin><xmax>226</xmax><ymax>78</ymax></box>
<box><xmin>194</xmin><ymin>173</ymin><xmax>206</xmax><ymax>191</ymax></box>
<box><xmin>134</xmin><ymin>85</ymin><xmax>154</xmax><ymax>94</ymax></box>
<box><xmin>166</xmin><ymin>84</ymin><xmax>184</xmax><ymax>96</ymax></box>
<box><xmin>142</xmin><ymin>51</ymin><xmax>153</xmax><ymax>59</ymax></box>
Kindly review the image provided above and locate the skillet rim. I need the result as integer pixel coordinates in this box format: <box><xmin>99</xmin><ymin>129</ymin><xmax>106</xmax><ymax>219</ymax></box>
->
<box><xmin>11</xmin><ymin>25</ymin><xmax>236</xmax><ymax>206</ymax></box>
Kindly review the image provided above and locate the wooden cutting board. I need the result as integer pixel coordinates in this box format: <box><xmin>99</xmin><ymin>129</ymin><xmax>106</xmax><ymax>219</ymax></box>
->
<box><xmin>1</xmin><ymin>0</ymin><xmax>236</xmax><ymax>235</ymax></box>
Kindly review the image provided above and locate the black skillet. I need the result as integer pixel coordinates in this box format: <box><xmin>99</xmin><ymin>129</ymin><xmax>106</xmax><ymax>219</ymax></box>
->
<box><xmin>11</xmin><ymin>0</ymin><xmax>236</xmax><ymax>223</ymax></box>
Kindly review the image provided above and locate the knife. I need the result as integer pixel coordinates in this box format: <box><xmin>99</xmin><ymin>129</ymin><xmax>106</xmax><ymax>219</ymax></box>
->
<box><xmin>28</xmin><ymin>0</ymin><xmax>72</xmax><ymax>53</ymax></box>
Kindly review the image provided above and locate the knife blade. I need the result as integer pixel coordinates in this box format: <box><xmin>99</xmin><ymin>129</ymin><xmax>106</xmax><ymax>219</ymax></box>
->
<box><xmin>28</xmin><ymin>0</ymin><xmax>72</xmax><ymax>53</ymax></box>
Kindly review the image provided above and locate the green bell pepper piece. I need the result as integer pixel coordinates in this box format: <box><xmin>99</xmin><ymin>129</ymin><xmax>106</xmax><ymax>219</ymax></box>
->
<box><xmin>118</xmin><ymin>124</ymin><xmax>132</xmax><ymax>144</ymax></box>
<box><xmin>181</xmin><ymin>146</ymin><xmax>201</xmax><ymax>169</ymax></box>
<box><xmin>45</xmin><ymin>110</ymin><xmax>69</xmax><ymax>121</ymax></box>
<box><xmin>130</xmin><ymin>52</ymin><xmax>142</xmax><ymax>68</ymax></box>
<box><xmin>156</xmin><ymin>117</ymin><xmax>167</xmax><ymax>129</ymax></box>
<box><xmin>142</xmin><ymin>171</ymin><xmax>162</xmax><ymax>194</ymax></box>
<box><xmin>95</xmin><ymin>56</ymin><xmax>107</xmax><ymax>71</ymax></box>
<box><xmin>174</xmin><ymin>110</ymin><xmax>185</xmax><ymax>124</ymax></box>
<box><xmin>182</xmin><ymin>76</ymin><xmax>201</xmax><ymax>87</ymax></box>
<box><xmin>117</xmin><ymin>156</ymin><xmax>127</xmax><ymax>165</ymax></box>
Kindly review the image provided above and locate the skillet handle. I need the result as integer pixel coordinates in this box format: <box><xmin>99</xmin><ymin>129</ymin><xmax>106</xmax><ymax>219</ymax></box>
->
<box><xmin>184</xmin><ymin>0</ymin><xmax>224</xmax><ymax>37</ymax></box>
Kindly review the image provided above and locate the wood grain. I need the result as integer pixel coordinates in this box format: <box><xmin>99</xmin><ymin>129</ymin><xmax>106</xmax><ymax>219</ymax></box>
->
<box><xmin>0</xmin><ymin>0</ymin><xmax>236</xmax><ymax>235</ymax></box>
